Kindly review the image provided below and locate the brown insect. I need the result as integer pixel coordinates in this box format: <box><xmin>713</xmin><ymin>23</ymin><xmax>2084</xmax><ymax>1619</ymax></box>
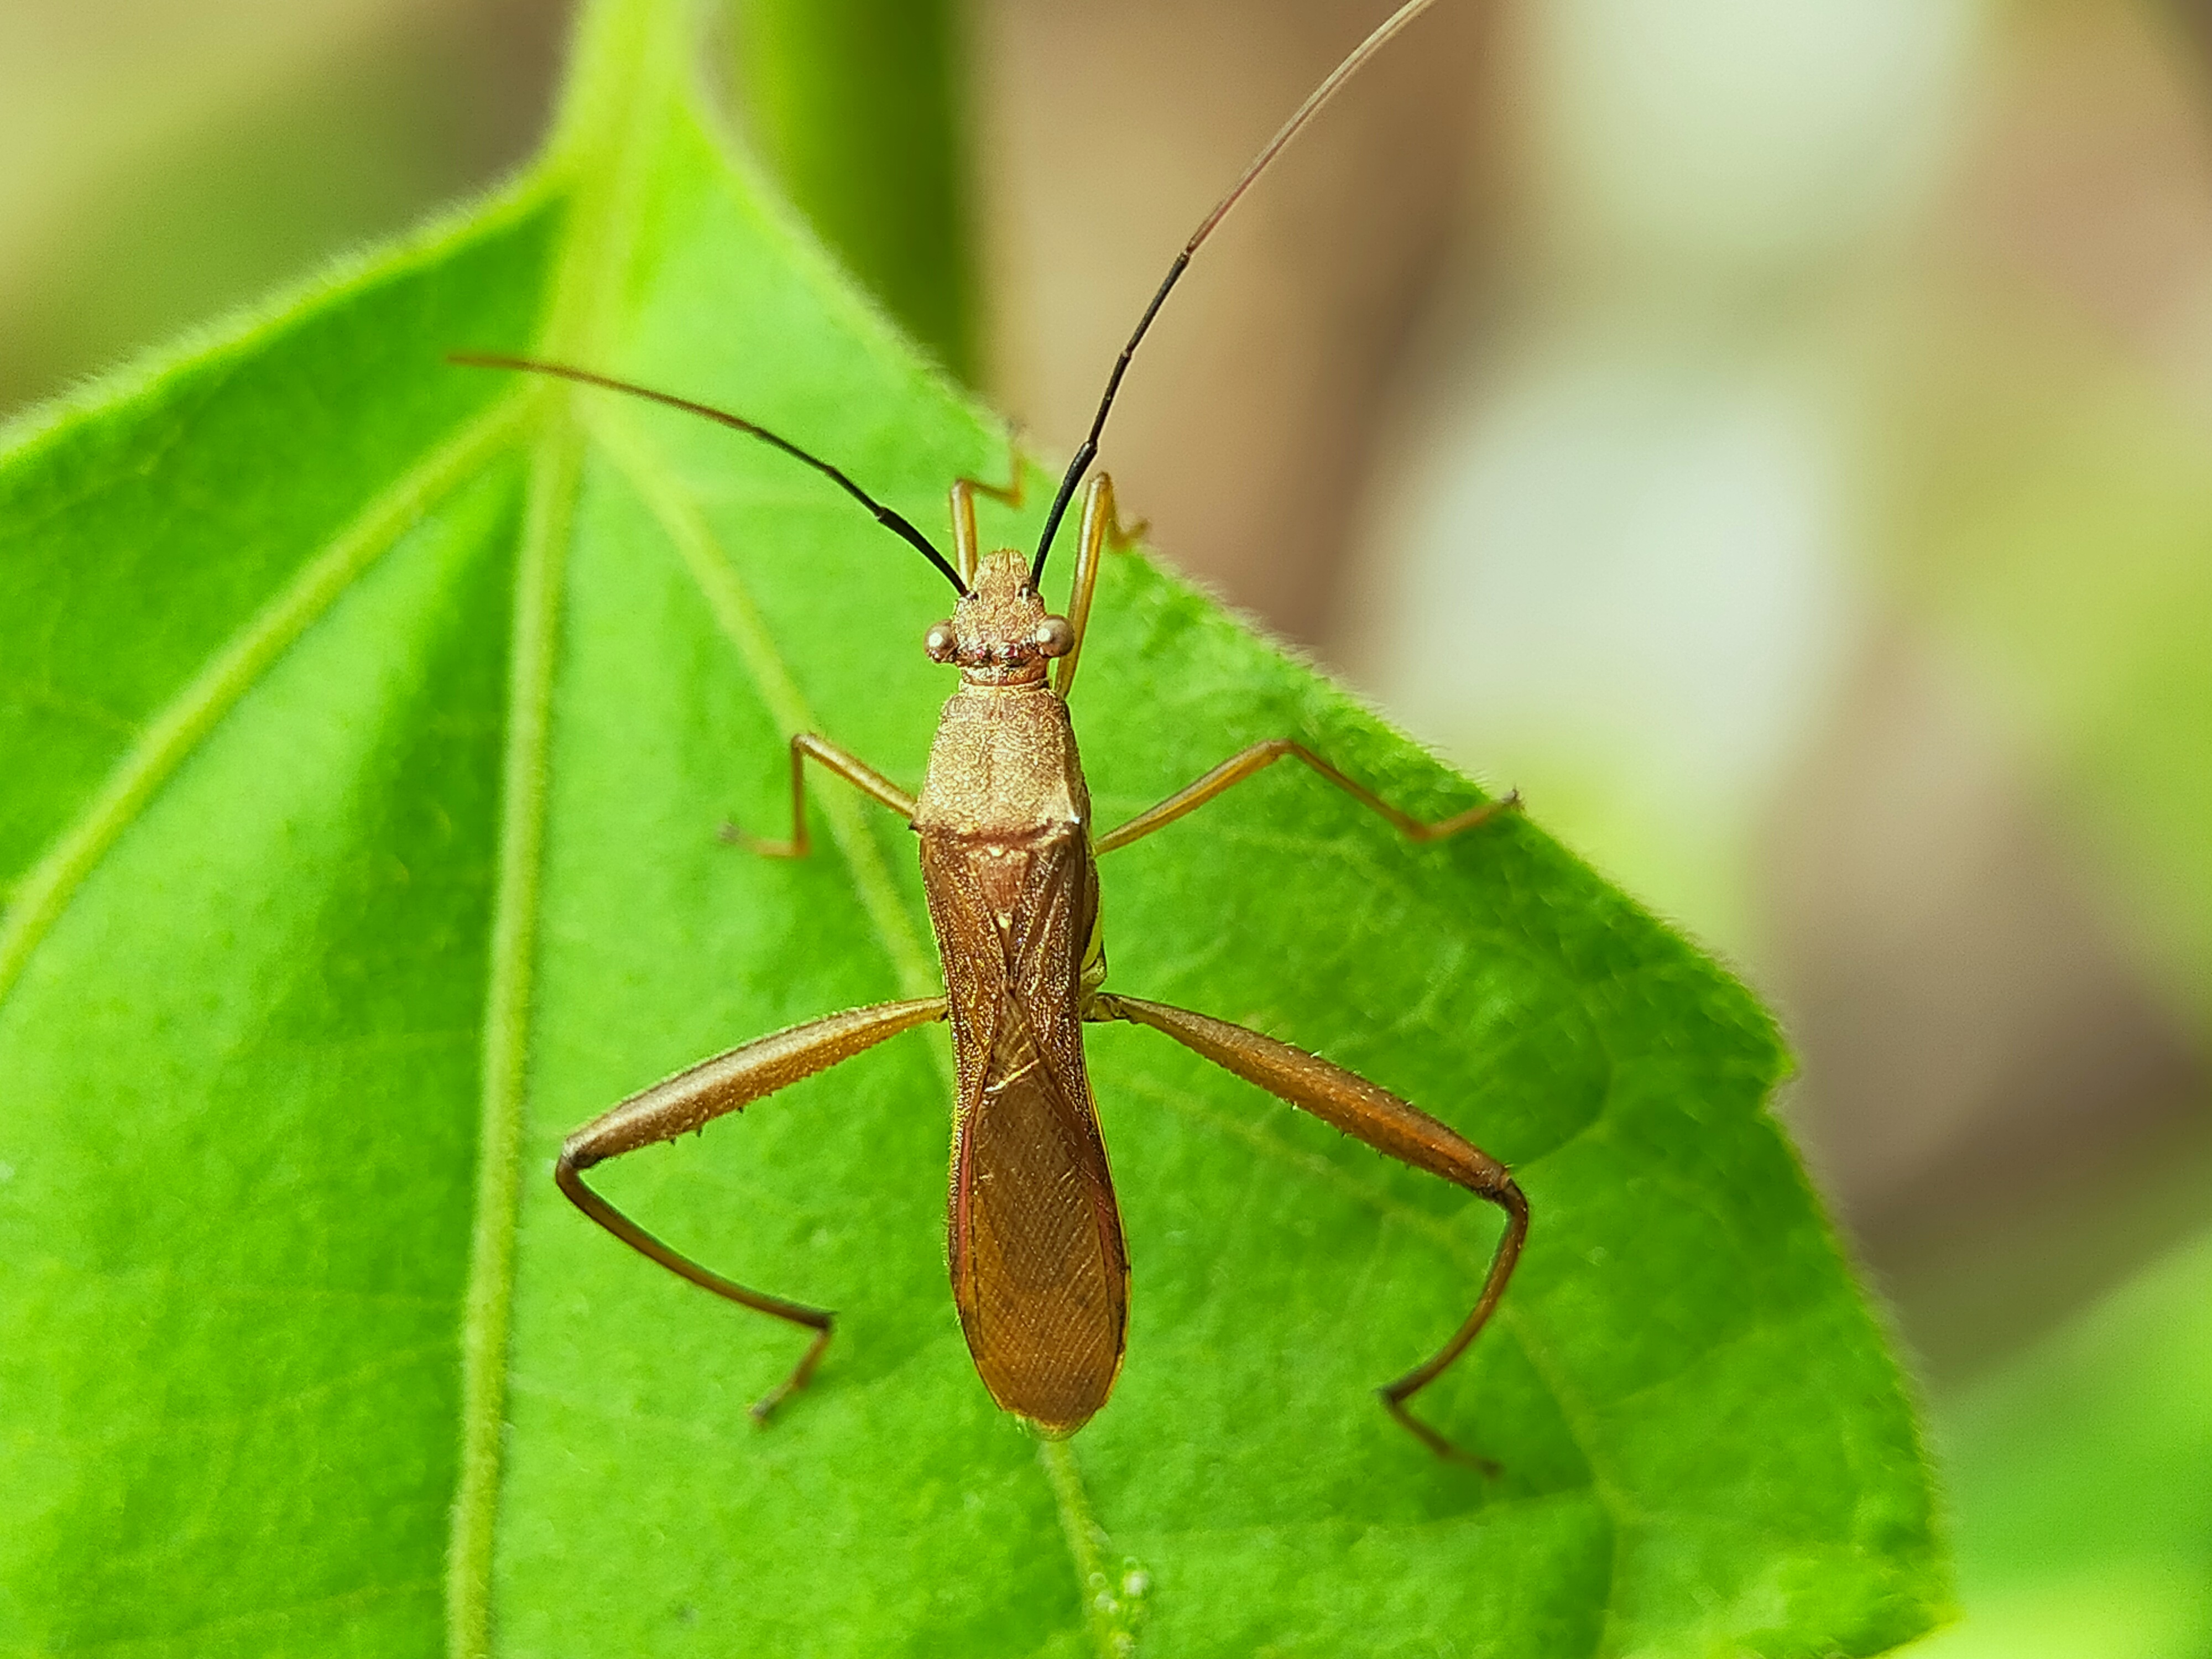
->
<box><xmin>458</xmin><ymin>0</ymin><xmax>1525</xmax><ymax>1464</ymax></box>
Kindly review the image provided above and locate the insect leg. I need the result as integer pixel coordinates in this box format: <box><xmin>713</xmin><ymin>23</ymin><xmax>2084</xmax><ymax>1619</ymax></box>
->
<box><xmin>722</xmin><ymin>733</ymin><xmax>916</xmax><ymax>858</ymax></box>
<box><xmin>1091</xmin><ymin>992</ymin><xmax>1526</xmax><ymax>1468</ymax></box>
<box><xmin>1055</xmin><ymin>472</ymin><xmax>1147</xmax><ymax>701</ymax></box>
<box><xmin>559</xmin><ymin>996</ymin><xmax>947</xmax><ymax>1420</ymax></box>
<box><xmin>948</xmin><ymin>435</ymin><xmax>1026</xmax><ymax>588</ymax></box>
<box><xmin>1096</xmin><ymin>740</ymin><xmax>1517</xmax><ymax>854</ymax></box>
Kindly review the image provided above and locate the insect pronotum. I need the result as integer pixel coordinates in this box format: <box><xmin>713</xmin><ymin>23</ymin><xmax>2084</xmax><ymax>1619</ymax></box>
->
<box><xmin>457</xmin><ymin>0</ymin><xmax>1526</xmax><ymax>1465</ymax></box>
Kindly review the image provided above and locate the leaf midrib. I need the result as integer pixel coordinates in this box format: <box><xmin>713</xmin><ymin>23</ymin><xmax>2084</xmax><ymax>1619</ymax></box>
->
<box><xmin>442</xmin><ymin>0</ymin><xmax>680</xmax><ymax>1648</ymax></box>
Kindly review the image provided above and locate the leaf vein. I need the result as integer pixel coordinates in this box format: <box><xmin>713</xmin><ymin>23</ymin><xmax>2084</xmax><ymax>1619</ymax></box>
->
<box><xmin>0</xmin><ymin>393</ymin><xmax>532</xmax><ymax>1014</ymax></box>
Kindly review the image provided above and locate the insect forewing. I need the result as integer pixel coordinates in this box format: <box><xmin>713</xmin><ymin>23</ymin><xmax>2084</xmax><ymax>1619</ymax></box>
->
<box><xmin>925</xmin><ymin>825</ymin><xmax>1128</xmax><ymax>1433</ymax></box>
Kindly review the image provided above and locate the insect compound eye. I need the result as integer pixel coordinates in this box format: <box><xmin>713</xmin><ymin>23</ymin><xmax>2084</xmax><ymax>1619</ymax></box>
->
<box><xmin>924</xmin><ymin>622</ymin><xmax>957</xmax><ymax>662</ymax></box>
<box><xmin>1032</xmin><ymin>616</ymin><xmax>1076</xmax><ymax>658</ymax></box>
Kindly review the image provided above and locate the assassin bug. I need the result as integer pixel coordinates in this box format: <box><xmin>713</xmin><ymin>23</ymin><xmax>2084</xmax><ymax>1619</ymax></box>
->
<box><xmin>456</xmin><ymin>0</ymin><xmax>1525</xmax><ymax>1464</ymax></box>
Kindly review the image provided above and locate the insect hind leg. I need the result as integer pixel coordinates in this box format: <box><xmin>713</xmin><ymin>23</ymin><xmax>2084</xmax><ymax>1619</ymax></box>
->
<box><xmin>557</xmin><ymin>996</ymin><xmax>946</xmax><ymax>1421</ymax></box>
<box><xmin>556</xmin><ymin>1157</ymin><xmax>834</xmax><ymax>1422</ymax></box>
<box><xmin>1091</xmin><ymin>991</ymin><xmax>1525</xmax><ymax>1469</ymax></box>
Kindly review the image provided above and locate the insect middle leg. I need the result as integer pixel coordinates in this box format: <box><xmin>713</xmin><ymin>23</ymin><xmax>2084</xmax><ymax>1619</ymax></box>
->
<box><xmin>559</xmin><ymin>997</ymin><xmax>947</xmax><ymax>1420</ymax></box>
<box><xmin>1089</xmin><ymin>992</ymin><xmax>1527</xmax><ymax>1468</ymax></box>
<box><xmin>1096</xmin><ymin>739</ymin><xmax>1517</xmax><ymax>854</ymax></box>
<box><xmin>721</xmin><ymin>734</ymin><xmax>916</xmax><ymax>857</ymax></box>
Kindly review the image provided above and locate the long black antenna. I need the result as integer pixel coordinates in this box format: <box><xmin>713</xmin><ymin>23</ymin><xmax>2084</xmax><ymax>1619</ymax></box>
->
<box><xmin>451</xmin><ymin>352</ymin><xmax>968</xmax><ymax>595</ymax></box>
<box><xmin>1030</xmin><ymin>0</ymin><xmax>1449</xmax><ymax>588</ymax></box>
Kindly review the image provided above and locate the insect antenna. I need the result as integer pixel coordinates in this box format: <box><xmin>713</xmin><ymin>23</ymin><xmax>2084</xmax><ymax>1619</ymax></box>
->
<box><xmin>1030</xmin><ymin>0</ymin><xmax>1448</xmax><ymax>588</ymax></box>
<box><xmin>450</xmin><ymin>352</ymin><xmax>968</xmax><ymax>595</ymax></box>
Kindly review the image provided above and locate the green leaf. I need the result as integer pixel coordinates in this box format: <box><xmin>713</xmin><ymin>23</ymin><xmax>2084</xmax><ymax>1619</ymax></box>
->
<box><xmin>1901</xmin><ymin>1228</ymin><xmax>2212</xmax><ymax>1659</ymax></box>
<box><xmin>0</xmin><ymin>1</ymin><xmax>1943</xmax><ymax>1653</ymax></box>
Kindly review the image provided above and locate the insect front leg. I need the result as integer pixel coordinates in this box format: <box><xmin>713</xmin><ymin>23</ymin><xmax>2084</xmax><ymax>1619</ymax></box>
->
<box><xmin>1096</xmin><ymin>739</ymin><xmax>1518</xmax><ymax>854</ymax></box>
<box><xmin>948</xmin><ymin>436</ymin><xmax>1026</xmax><ymax>588</ymax></box>
<box><xmin>1055</xmin><ymin>472</ymin><xmax>1147</xmax><ymax>701</ymax></box>
<box><xmin>1090</xmin><ymin>992</ymin><xmax>1526</xmax><ymax>1469</ymax></box>
<box><xmin>721</xmin><ymin>733</ymin><xmax>917</xmax><ymax>858</ymax></box>
<box><xmin>559</xmin><ymin>996</ymin><xmax>947</xmax><ymax>1420</ymax></box>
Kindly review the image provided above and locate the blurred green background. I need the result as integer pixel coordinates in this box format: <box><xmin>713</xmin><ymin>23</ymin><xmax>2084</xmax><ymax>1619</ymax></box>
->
<box><xmin>5</xmin><ymin>0</ymin><xmax>2206</xmax><ymax>1650</ymax></box>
